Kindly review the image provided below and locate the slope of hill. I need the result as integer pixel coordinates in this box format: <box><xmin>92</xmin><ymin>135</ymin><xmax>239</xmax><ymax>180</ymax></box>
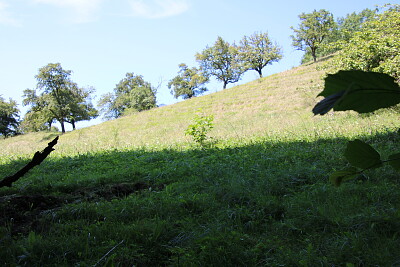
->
<box><xmin>1</xmin><ymin>56</ymin><xmax>396</xmax><ymax>156</ymax></box>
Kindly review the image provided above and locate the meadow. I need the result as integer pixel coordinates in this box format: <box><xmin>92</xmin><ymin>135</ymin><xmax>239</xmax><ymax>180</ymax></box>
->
<box><xmin>1</xmin><ymin>58</ymin><xmax>399</xmax><ymax>266</ymax></box>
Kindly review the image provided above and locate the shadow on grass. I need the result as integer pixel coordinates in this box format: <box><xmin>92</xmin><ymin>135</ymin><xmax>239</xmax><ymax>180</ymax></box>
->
<box><xmin>39</xmin><ymin>132</ymin><xmax>60</xmax><ymax>142</ymax></box>
<box><xmin>0</xmin><ymin>129</ymin><xmax>399</xmax><ymax>266</ymax></box>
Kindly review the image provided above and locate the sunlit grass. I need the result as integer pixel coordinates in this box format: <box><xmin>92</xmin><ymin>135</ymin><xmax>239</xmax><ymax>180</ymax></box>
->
<box><xmin>1</xmin><ymin>56</ymin><xmax>398</xmax><ymax>156</ymax></box>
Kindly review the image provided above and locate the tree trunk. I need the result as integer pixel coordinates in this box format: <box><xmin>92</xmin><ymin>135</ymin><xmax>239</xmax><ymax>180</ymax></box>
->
<box><xmin>258</xmin><ymin>69</ymin><xmax>263</xmax><ymax>78</ymax></box>
<box><xmin>71</xmin><ymin>119</ymin><xmax>76</xmax><ymax>130</ymax></box>
<box><xmin>311</xmin><ymin>47</ymin><xmax>317</xmax><ymax>62</ymax></box>
<box><xmin>223</xmin><ymin>81</ymin><xmax>227</xmax><ymax>89</ymax></box>
<box><xmin>60</xmin><ymin>119</ymin><xmax>66</xmax><ymax>133</ymax></box>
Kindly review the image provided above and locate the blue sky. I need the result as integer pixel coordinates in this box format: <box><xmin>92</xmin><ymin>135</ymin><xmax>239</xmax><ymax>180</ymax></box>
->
<box><xmin>0</xmin><ymin>0</ymin><xmax>392</xmax><ymax>129</ymax></box>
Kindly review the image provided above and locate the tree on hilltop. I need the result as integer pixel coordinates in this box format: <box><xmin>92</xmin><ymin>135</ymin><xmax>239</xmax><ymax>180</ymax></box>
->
<box><xmin>291</xmin><ymin>9</ymin><xmax>335</xmax><ymax>62</ymax></box>
<box><xmin>196</xmin><ymin>36</ymin><xmax>245</xmax><ymax>89</ymax></box>
<box><xmin>98</xmin><ymin>73</ymin><xmax>157</xmax><ymax>119</ymax></box>
<box><xmin>238</xmin><ymin>32</ymin><xmax>282</xmax><ymax>78</ymax></box>
<box><xmin>168</xmin><ymin>63</ymin><xmax>208</xmax><ymax>99</ymax></box>
<box><xmin>22</xmin><ymin>63</ymin><xmax>98</xmax><ymax>133</ymax></box>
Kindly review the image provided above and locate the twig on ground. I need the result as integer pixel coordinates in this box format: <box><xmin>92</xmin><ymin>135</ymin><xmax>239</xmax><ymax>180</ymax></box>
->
<box><xmin>93</xmin><ymin>240</ymin><xmax>125</xmax><ymax>267</ymax></box>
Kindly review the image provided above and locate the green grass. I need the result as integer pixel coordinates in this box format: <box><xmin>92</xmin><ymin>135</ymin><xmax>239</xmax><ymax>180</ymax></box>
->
<box><xmin>1</xmin><ymin>57</ymin><xmax>399</xmax><ymax>266</ymax></box>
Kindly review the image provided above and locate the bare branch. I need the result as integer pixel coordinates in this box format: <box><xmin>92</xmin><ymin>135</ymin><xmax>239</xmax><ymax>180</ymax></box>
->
<box><xmin>0</xmin><ymin>136</ymin><xmax>59</xmax><ymax>188</ymax></box>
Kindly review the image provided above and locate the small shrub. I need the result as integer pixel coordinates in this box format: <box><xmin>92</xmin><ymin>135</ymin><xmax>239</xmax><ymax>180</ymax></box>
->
<box><xmin>185</xmin><ymin>109</ymin><xmax>214</xmax><ymax>146</ymax></box>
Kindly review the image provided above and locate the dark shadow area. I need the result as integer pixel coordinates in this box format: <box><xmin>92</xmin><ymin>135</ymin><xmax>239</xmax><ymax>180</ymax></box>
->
<box><xmin>0</xmin><ymin>181</ymin><xmax>165</xmax><ymax>235</ymax></box>
<box><xmin>1</xmin><ymin>130</ymin><xmax>399</xmax><ymax>232</ymax></box>
<box><xmin>0</xmin><ymin>129</ymin><xmax>399</xmax><ymax>266</ymax></box>
<box><xmin>40</xmin><ymin>132</ymin><xmax>60</xmax><ymax>142</ymax></box>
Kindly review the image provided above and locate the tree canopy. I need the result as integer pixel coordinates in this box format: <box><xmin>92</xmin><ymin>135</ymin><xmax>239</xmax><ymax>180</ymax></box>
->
<box><xmin>238</xmin><ymin>32</ymin><xmax>282</xmax><ymax>78</ymax></box>
<box><xmin>168</xmin><ymin>63</ymin><xmax>208</xmax><ymax>99</ymax></box>
<box><xmin>291</xmin><ymin>9</ymin><xmax>335</xmax><ymax>62</ymax></box>
<box><xmin>300</xmin><ymin>8</ymin><xmax>377</xmax><ymax>63</ymax></box>
<box><xmin>329</xmin><ymin>5</ymin><xmax>400</xmax><ymax>81</ymax></box>
<box><xmin>64</xmin><ymin>85</ymin><xmax>98</xmax><ymax>130</ymax></box>
<box><xmin>98</xmin><ymin>73</ymin><xmax>157</xmax><ymax>119</ymax></box>
<box><xmin>22</xmin><ymin>63</ymin><xmax>98</xmax><ymax>133</ymax></box>
<box><xmin>196</xmin><ymin>36</ymin><xmax>244</xmax><ymax>89</ymax></box>
<box><xmin>0</xmin><ymin>96</ymin><xmax>19</xmax><ymax>137</ymax></box>
<box><xmin>21</xmin><ymin>89</ymin><xmax>55</xmax><ymax>132</ymax></box>
<box><xmin>336</xmin><ymin>8</ymin><xmax>377</xmax><ymax>41</ymax></box>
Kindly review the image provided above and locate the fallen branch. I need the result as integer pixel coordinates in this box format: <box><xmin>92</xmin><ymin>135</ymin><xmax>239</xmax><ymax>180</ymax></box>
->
<box><xmin>0</xmin><ymin>136</ymin><xmax>59</xmax><ymax>188</ymax></box>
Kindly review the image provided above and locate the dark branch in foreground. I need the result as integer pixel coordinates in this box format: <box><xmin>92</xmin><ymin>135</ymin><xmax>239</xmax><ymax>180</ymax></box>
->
<box><xmin>0</xmin><ymin>136</ymin><xmax>59</xmax><ymax>188</ymax></box>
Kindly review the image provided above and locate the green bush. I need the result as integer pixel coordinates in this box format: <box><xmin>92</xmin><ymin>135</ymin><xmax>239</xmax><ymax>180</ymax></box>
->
<box><xmin>185</xmin><ymin>109</ymin><xmax>214</xmax><ymax>146</ymax></box>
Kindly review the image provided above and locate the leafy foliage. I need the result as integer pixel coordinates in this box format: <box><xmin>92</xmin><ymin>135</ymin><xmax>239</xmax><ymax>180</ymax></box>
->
<box><xmin>196</xmin><ymin>36</ymin><xmax>244</xmax><ymax>89</ymax></box>
<box><xmin>168</xmin><ymin>63</ymin><xmax>208</xmax><ymax>99</ymax></box>
<box><xmin>329</xmin><ymin>5</ymin><xmax>400</xmax><ymax>80</ymax></box>
<box><xmin>238</xmin><ymin>32</ymin><xmax>282</xmax><ymax>78</ymax></box>
<box><xmin>98</xmin><ymin>73</ymin><xmax>157</xmax><ymax>119</ymax></box>
<box><xmin>65</xmin><ymin>86</ymin><xmax>98</xmax><ymax>130</ymax></box>
<box><xmin>185</xmin><ymin>109</ymin><xmax>214</xmax><ymax>146</ymax></box>
<box><xmin>335</xmin><ymin>8</ymin><xmax>377</xmax><ymax>42</ymax></box>
<box><xmin>344</xmin><ymin>139</ymin><xmax>383</xmax><ymax>169</ymax></box>
<box><xmin>22</xmin><ymin>63</ymin><xmax>98</xmax><ymax>133</ymax></box>
<box><xmin>388</xmin><ymin>153</ymin><xmax>400</xmax><ymax>171</ymax></box>
<box><xmin>313</xmin><ymin>70</ymin><xmax>400</xmax><ymax>115</ymax></box>
<box><xmin>0</xmin><ymin>96</ymin><xmax>19</xmax><ymax>137</ymax></box>
<box><xmin>291</xmin><ymin>9</ymin><xmax>335</xmax><ymax>62</ymax></box>
<box><xmin>313</xmin><ymin>70</ymin><xmax>400</xmax><ymax>186</ymax></box>
<box><xmin>21</xmin><ymin>89</ymin><xmax>55</xmax><ymax>132</ymax></box>
<box><xmin>300</xmin><ymin>8</ymin><xmax>376</xmax><ymax>63</ymax></box>
<box><xmin>329</xmin><ymin>139</ymin><xmax>400</xmax><ymax>186</ymax></box>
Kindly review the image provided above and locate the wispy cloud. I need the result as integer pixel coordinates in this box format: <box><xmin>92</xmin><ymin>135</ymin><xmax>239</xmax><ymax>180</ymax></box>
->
<box><xmin>129</xmin><ymin>0</ymin><xmax>189</xmax><ymax>19</ymax></box>
<box><xmin>0</xmin><ymin>1</ymin><xmax>21</xmax><ymax>26</ymax></box>
<box><xmin>32</xmin><ymin>0</ymin><xmax>103</xmax><ymax>23</ymax></box>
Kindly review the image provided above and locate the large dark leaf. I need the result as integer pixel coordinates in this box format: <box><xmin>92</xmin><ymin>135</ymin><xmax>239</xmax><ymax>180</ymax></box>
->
<box><xmin>313</xmin><ymin>70</ymin><xmax>400</xmax><ymax>115</ymax></box>
<box><xmin>344</xmin><ymin>139</ymin><xmax>382</xmax><ymax>169</ymax></box>
<box><xmin>312</xmin><ymin>91</ymin><xmax>345</xmax><ymax>115</ymax></box>
<box><xmin>329</xmin><ymin>167</ymin><xmax>359</xmax><ymax>187</ymax></box>
<box><xmin>388</xmin><ymin>153</ymin><xmax>400</xmax><ymax>171</ymax></box>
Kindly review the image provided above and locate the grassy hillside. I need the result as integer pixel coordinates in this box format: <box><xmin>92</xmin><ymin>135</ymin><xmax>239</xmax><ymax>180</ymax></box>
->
<box><xmin>1</xmin><ymin>58</ymin><xmax>399</xmax><ymax>266</ymax></box>
<box><xmin>1</xmin><ymin>57</ymin><xmax>397</xmax><ymax>155</ymax></box>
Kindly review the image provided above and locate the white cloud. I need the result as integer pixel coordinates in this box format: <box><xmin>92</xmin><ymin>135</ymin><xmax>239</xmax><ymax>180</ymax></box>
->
<box><xmin>0</xmin><ymin>1</ymin><xmax>20</xmax><ymax>26</ymax></box>
<box><xmin>129</xmin><ymin>0</ymin><xmax>189</xmax><ymax>19</ymax></box>
<box><xmin>32</xmin><ymin>0</ymin><xmax>103</xmax><ymax>23</ymax></box>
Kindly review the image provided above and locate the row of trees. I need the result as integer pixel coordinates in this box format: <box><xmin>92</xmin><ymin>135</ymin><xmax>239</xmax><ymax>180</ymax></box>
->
<box><xmin>0</xmin><ymin>63</ymin><xmax>99</xmax><ymax>136</ymax></box>
<box><xmin>97</xmin><ymin>31</ymin><xmax>283</xmax><ymax>119</ymax></box>
<box><xmin>168</xmin><ymin>32</ymin><xmax>282</xmax><ymax>100</ymax></box>
<box><xmin>97</xmin><ymin>4</ymin><xmax>399</xmax><ymax>121</ymax></box>
<box><xmin>0</xmin><ymin>64</ymin><xmax>159</xmax><ymax>136</ymax></box>
<box><xmin>1</xmin><ymin>29</ymin><xmax>284</xmax><ymax>134</ymax></box>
